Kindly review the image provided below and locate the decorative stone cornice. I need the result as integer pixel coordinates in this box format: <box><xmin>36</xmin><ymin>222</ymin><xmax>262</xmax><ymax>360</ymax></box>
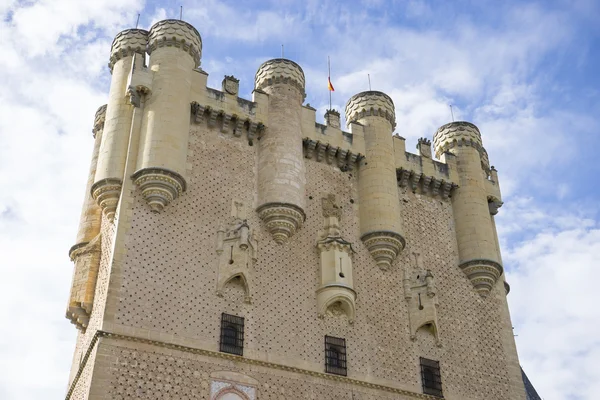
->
<box><xmin>302</xmin><ymin>139</ymin><xmax>363</xmax><ymax>171</ymax></box>
<box><xmin>108</xmin><ymin>29</ymin><xmax>148</xmax><ymax>72</ymax></box>
<box><xmin>488</xmin><ymin>195</ymin><xmax>504</xmax><ymax>215</ymax></box>
<box><xmin>68</xmin><ymin>237</ymin><xmax>100</xmax><ymax>261</ymax></box>
<box><xmin>345</xmin><ymin>91</ymin><xmax>396</xmax><ymax>129</ymax></box>
<box><xmin>191</xmin><ymin>102</ymin><xmax>265</xmax><ymax>145</ymax></box>
<box><xmin>397</xmin><ymin>168</ymin><xmax>458</xmax><ymax>199</ymax></box>
<box><xmin>66</xmin><ymin>234</ymin><xmax>102</xmax><ymax>331</ymax></box>
<box><xmin>148</xmin><ymin>19</ymin><xmax>202</xmax><ymax>67</ymax></box>
<box><xmin>68</xmin><ymin>241</ymin><xmax>89</xmax><ymax>259</ymax></box>
<box><xmin>459</xmin><ymin>258</ymin><xmax>504</xmax><ymax>297</ymax></box>
<box><xmin>255</xmin><ymin>58</ymin><xmax>306</xmax><ymax>99</ymax></box>
<box><xmin>504</xmin><ymin>280</ymin><xmax>510</xmax><ymax>295</ymax></box>
<box><xmin>131</xmin><ymin>167</ymin><xmax>187</xmax><ymax>213</ymax></box>
<box><xmin>256</xmin><ymin>202</ymin><xmax>305</xmax><ymax>244</ymax></box>
<box><xmin>361</xmin><ymin>231</ymin><xmax>406</xmax><ymax>270</ymax></box>
<box><xmin>66</xmin><ymin>329</ymin><xmax>441</xmax><ymax>400</ymax></box>
<box><xmin>316</xmin><ymin>237</ymin><xmax>355</xmax><ymax>253</ymax></box>
<box><xmin>91</xmin><ymin>178</ymin><xmax>123</xmax><ymax>222</ymax></box>
<box><xmin>92</xmin><ymin>104</ymin><xmax>107</xmax><ymax>138</ymax></box>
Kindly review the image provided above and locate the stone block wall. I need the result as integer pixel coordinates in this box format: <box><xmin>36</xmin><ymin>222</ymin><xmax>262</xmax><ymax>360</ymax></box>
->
<box><xmin>65</xmin><ymin>119</ymin><xmax>525</xmax><ymax>399</ymax></box>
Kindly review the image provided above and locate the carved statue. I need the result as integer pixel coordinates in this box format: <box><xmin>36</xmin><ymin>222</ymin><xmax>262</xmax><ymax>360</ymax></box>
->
<box><xmin>321</xmin><ymin>193</ymin><xmax>342</xmax><ymax>219</ymax></box>
<box><xmin>404</xmin><ymin>252</ymin><xmax>441</xmax><ymax>346</ymax></box>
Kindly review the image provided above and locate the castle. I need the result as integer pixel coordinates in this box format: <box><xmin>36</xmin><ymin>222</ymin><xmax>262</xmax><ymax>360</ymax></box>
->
<box><xmin>64</xmin><ymin>19</ymin><xmax>535</xmax><ymax>399</ymax></box>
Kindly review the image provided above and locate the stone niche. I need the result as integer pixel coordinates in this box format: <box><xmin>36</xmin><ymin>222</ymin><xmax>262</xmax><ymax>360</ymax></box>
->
<box><xmin>403</xmin><ymin>252</ymin><xmax>441</xmax><ymax>346</ymax></box>
<box><xmin>316</xmin><ymin>194</ymin><xmax>356</xmax><ymax>323</ymax></box>
<box><xmin>215</xmin><ymin>200</ymin><xmax>257</xmax><ymax>303</ymax></box>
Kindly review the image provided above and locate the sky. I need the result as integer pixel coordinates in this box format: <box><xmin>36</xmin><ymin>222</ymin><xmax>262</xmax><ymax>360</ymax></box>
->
<box><xmin>0</xmin><ymin>0</ymin><xmax>599</xmax><ymax>399</ymax></box>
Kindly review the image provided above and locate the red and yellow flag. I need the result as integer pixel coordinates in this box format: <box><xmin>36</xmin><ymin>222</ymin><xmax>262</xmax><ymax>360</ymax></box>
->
<box><xmin>328</xmin><ymin>76</ymin><xmax>335</xmax><ymax>92</ymax></box>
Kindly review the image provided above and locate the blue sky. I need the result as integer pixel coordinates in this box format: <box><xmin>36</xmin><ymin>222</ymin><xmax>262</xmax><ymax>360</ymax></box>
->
<box><xmin>0</xmin><ymin>0</ymin><xmax>599</xmax><ymax>399</ymax></box>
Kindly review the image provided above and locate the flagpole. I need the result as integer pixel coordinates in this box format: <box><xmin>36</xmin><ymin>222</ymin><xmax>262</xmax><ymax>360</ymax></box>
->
<box><xmin>328</xmin><ymin>56</ymin><xmax>332</xmax><ymax>110</ymax></box>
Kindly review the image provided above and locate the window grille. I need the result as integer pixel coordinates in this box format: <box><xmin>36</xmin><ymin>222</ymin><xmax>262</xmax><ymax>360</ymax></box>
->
<box><xmin>325</xmin><ymin>335</ymin><xmax>347</xmax><ymax>376</ymax></box>
<box><xmin>220</xmin><ymin>313</ymin><xmax>244</xmax><ymax>356</ymax></box>
<box><xmin>420</xmin><ymin>357</ymin><xmax>443</xmax><ymax>397</ymax></box>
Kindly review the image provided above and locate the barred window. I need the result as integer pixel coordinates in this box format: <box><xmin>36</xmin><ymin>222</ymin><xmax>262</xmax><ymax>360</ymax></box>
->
<box><xmin>325</xmin><ymin>335</ymin><xmax>347</xmax><ymax>376</ymax></box>
<box><xmin>220</xmin><ymin>313</ymin><xmax>244</xmax><ymax>356</ymax></box>
<box><xmin>420</xmin><ymin>357</ymin><xmax>443</xmax><ymax>397</ymax></box>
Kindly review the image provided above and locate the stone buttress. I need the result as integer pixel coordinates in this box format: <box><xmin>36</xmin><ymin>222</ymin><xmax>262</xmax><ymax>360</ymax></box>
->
<box><xmin>66</xmin><ymin>105</ymin><xmax>106</xmax><ymax>329</ymax></box>
<box><xmin>92</xmin><ymin>29</ymin><xmax>148</xmax><ymax>221</ymax></box>
<box><xmin>133</xmin><ymin>20</ymin><xmax>202</xmax><ymax>212</ymax></box>
<box><xmin>254</xmin><ymin>59</ymin><xmax>307</xmax><ymax>244</ymax></box>
<box><xmin>345</xmin><ymin>91</ymin><xmax>406</xmax><ymax>269</ymax></box>
<box><xmin>433</xmin><ymin>121</ymin><xmax>503</xmax><ymax>296</ymax></box>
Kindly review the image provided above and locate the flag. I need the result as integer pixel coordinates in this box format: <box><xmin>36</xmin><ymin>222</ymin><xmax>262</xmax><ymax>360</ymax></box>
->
<box><xmin>328</xmin><ymin>76</ymin><xmax>335</xmax><ymax>92</ymax></box>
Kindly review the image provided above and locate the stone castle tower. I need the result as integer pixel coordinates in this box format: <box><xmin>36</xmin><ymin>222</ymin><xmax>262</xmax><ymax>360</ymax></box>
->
<box><xmin>65</xmin><ymin>19</ymin><xmax>529</xmax><ymax>399</ymax></box>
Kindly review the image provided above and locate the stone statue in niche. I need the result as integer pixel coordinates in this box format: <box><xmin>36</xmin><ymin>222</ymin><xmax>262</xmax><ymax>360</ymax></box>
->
<box><xmin>321</xmin><ymin>193</ymin><xmax>342</xmax><ymax>220</ymax></box>
<box><xmin>316</xmin><ymin>194</ymin><xmax>357</xmax><ymax>323</ymax></box>
<box><xmin>403</xmin><ymin>252</ymin><xmax>441</xmax><ymax>346</ymax></box>
<box><xmin>215</xmin><ymin>200</ymin><xmax>257</xmax><ymax>303</ymax></box>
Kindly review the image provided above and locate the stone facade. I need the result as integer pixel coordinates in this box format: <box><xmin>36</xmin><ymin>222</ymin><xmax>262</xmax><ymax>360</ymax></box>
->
<box><xmin>64</xmin><ymin>19</ymin><xmax>527</xmax><ymax>400</ymax></box>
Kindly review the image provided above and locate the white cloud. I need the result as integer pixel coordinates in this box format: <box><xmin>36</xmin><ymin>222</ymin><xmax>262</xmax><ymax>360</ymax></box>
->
<box><xmin>181</xmin><ymin>0</ymin><xmax>307</xmax><ymax>43</ymax></box>
<box><xmin>502</xmin><ymin>202</ymin><xmax>600</xmax><ymax>400</ymax></box>
<box><xmin>8</xmin><ymin>0</ymin><xmax>144</xmax><ymax>57</ymax></box>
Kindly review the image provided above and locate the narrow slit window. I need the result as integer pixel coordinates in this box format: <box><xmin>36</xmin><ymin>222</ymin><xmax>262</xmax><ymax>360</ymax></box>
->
<box><xmin>220</xmin><ymin>313</ymin><xmax>244</xmax><ymax>356</ymax></box>
<box><xmin>420</xmin><ymin>357</ymin><xmax>443</xmax><ymax>397</ymax></box>
<box><xmin>325</xmin><ymin>335</ymin><xmax>347</xmax><ymax>376</ymax></box>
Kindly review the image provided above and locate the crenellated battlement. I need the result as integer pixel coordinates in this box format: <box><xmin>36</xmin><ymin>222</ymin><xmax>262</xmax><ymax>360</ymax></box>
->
<box><xmin>301</xmin><ymin>107</ymin><xmax>365</xmax><ymax>171</ymax></box>
<box><xmin>175</xmin><ymin>58</ymin><xmax>495</xmax><ymax>215</ymax></box>
<box><xmin>182</xmin><ymin>66</ymin><xmax>500</xmax><ymax>209</ymax></box>
<box><xmin>299</xmin><ymin>110</ymin><xmax>461</xmax><ymax>200</ymax></box>
<box><xmin>93</xmin><ymin>17</ymin><xmax>504</xmax><ymax>223</ymax></box>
